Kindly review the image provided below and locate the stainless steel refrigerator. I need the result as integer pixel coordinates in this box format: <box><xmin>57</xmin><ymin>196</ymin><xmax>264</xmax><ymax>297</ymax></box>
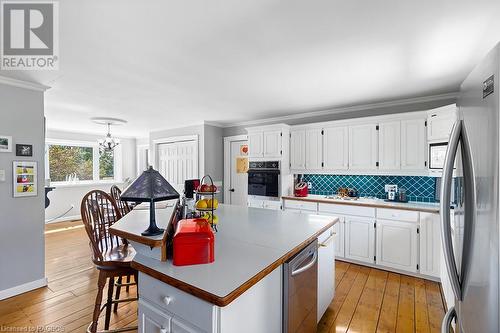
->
<box><xmin>440</xmin><ymin>43</ymin><xmax>500</xmax><ymax>333</ymax></box>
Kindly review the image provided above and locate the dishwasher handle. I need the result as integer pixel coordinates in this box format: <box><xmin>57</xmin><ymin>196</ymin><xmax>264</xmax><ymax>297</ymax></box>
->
<box><xmin>291</xmin><ymin>251</ymin><xmax>317</xmax><ymax>277</ymax></box>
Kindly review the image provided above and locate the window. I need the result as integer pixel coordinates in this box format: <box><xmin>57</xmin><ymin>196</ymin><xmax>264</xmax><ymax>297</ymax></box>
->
<box><xmin>45</xmin><ymin>140</ymin><xmax>121</xmax><ymax>184</ymax></box>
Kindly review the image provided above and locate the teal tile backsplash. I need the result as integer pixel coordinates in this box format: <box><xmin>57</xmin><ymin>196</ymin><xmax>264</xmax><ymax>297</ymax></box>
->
<box><xmin>302</xmin><ymin>174</ymin><xmax>436</xmax><ymax>202</ymax></box>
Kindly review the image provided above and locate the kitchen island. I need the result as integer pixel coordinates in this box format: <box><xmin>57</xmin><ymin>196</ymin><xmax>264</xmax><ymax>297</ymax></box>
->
<box><xmin>110</xmin><ymin>203</ymin><xmax>338</xmax><ymax>333</ymax></box>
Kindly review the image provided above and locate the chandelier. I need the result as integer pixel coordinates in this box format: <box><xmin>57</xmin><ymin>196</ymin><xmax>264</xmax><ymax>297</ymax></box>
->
<box><xmin>91</xmin><ymin>117</ymin><xmax>127</xmax><ymax>152</ymax></box>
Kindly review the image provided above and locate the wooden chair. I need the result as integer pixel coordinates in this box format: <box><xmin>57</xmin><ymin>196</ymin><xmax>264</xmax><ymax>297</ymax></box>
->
<box><xmin>110</xmin><ymin>185</ymin><xmax>131</xmax><ymax>217</ymax></box>
<box><xmin>81</xmin><ymin>190</ymin><xmax>138</xmax><ymax>333</ymax></box>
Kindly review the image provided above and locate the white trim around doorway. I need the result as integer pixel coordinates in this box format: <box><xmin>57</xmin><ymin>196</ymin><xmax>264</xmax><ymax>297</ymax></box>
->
<box><xmin>223</xmin><ymin>134</ymin><xmax>248</xmax><ymax>204</ymax></box>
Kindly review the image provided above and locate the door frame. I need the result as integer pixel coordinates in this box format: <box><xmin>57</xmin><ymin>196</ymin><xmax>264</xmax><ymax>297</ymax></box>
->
<box><xmin>223</xmin><ymin>134</ymin><xmax>248</xmax><ymax>204</ymax></box>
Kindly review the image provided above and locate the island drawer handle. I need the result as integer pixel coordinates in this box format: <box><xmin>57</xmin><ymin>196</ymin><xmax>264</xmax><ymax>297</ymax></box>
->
<box><xmin>163</xmin><ymin>296</ymin><xmax>173</xmax><ymax>305</ymax></box>
<box><xmin>319</xmin><ymin>234</ymin><xmax>335</xmax><ymax>247</ymax></box>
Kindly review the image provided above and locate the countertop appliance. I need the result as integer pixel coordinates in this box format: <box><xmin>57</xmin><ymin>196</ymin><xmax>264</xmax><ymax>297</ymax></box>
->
<box><xmin>294</xmin><ymin>181</ymin><xmax>308</xmax><ymax>197</ymax></box>
<box><xmin>283</xmin><ymin>239</ymin><xmax>318</xmax><ymax>333</ymax></box>
<box><xmin>440</xmin><ymin>43</ymin><xmax>499</xmax><ymax>333</ymax></box>
<box><xmin>173</xmin><ymin>219</ymin><xmax>215</xmax><ymax>266</ymax></box>
<box><xmin>248</xmin><ymin>161</ymin><xmax>280</xmax><ymax>198</ymax></box>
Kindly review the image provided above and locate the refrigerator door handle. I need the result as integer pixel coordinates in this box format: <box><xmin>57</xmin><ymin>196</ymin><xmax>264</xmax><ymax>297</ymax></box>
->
<box><xmin>440</xmin><ymin>120</ymin><xmax>463</xmax><ymax>301</ymax></box>
<box><xmin>459</xmin><ymin>123</ymin><xmax>476</xmax><ymax>299</ymax></box>
<box><xmin>441</xmin><ymin>306</ymin><xmax>456</xmax><ymax>333</ymax></box>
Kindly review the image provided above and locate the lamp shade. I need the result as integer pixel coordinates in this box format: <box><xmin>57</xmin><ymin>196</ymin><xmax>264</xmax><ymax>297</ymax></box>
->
<box><xmin>120</xmin><ymin>166</ymin><xmax>179</xmax><ymax>202</ymax></box>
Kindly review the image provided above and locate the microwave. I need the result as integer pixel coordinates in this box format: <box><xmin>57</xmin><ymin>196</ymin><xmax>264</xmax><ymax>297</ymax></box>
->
<box><xmin>429</xmin><ymin>142</ymin><xmax>448</xmax><ymax>169</ymax></box>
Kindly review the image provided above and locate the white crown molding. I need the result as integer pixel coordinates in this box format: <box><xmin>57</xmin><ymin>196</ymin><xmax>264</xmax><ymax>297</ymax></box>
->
<box><xmin>221</xmin><ymin>92</ymin><xmax>459</xmax><ymax>128</ymax></box>
<box><xmin>0</xmin><ymin>75</ymin><xmax>50</xmax><ymax>92</ymax></box>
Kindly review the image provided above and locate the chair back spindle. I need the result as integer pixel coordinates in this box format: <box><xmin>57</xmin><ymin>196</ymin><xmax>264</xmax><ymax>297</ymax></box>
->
<box><xmin>110</xmin><ymin>185</ymin><xmax>131</xmax><ymax>216</ymax></box>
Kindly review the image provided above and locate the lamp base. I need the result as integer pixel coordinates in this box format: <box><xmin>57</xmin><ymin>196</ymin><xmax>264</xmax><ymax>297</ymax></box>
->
<box><xmin>141</xmin><ymin>226</ymin><xmax>165</xmax><ymax>236</ymax></box>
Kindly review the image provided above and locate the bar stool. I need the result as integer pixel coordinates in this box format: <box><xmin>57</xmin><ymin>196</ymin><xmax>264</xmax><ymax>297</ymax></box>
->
<box><xmin>81</xmin><ymin>190</ymin><xmax>138</xmax><ymax>333</ymax></box>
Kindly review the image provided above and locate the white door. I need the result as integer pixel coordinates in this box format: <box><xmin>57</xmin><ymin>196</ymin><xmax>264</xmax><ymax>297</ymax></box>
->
<box><xmin>401</xmin><ymin>119</ymin><xmax>427</xmax><ymax>170</ymax></box>
<box><xmin>323</xmin><ymin>126</ymin><xmax>348</xmax><ymax>170</ymax></box>
<box><xmin>375</xmin><ymin>219</ymin><xmax>418</xmax><ymax>273</ymax></box>
<box><xmin>228</xmin><ymin>140</ymin><xmax>248</xmax><ymax>206</ymax></box>
<box><xmin>263</xmin><ymin>130</ymin><xmax>282</xmax><ymax>158</ymax></box>
<box><xmin>344</xmin><ymin>216</ymin><xmax>375</xmax><ymax>264</ymax></box>
<box><xmin>305</xmin><ymin>128</ymin><xmax>323</xmax><ymax>170</ymax></box>
<box><xmin>290</xmin><ymin>130</ymin><xmax>306</xmax><ymax>170</ymax></box>
<box><xmin>157</xmin><ymin>141</ymin><xmax>198</xmax><ymax>190</ymax></box>
<box><xmin>248</xmin><ymin>131</ymin><xmax>263</xmax><ymax>158</ymax></box>
<box><xmin>348</xmin><ymin>124</ymin><xmax>378</xmax><ymax>170</ymax></box>
<box><xmin>317</xmin><ymin>227</ymin><xmax>335</xmax><ymax>323</ymax></box>
<box><xmin>139</xmin><ymin>300</ymin><xmax>171</xmax><ymax>333</ymax></box>
<box><xmin>419</xmin><ymin>213</ymin><xmax>441</xmax><ymax>277</ymax></box>
<box><xmin>378</xmin><ymin>121</ymin><xmax>401</xmax><ymax>170</ymax></box>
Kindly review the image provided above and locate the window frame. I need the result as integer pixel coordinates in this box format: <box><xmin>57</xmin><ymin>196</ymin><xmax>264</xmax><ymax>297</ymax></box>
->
<box><xmin>45</xmin><ymin>138</ymin><xmax>122</xmax><ymax>186</ymax></box>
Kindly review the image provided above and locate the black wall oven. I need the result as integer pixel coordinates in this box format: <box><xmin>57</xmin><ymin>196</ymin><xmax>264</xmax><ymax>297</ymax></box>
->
<box><xmin>247</xmin><ymin>161</ymin><xmax>280</xmax><ymax>198</ymax></box>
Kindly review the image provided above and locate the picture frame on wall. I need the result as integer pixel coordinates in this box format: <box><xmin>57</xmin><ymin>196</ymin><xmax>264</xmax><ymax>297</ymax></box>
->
<box><xmin>0</xmin><ymin>135</ymin><xmax>12</xmax><ymax>153</ymax></box>
<box><xmin>16</xmin><ymin>144</ymin><xmax>33</xmax><ymax>157</ymax></box>
<box><xmin>13</xmin><ymin>161</ymin><xmax>38</xmax><ymax>198</ymax></box>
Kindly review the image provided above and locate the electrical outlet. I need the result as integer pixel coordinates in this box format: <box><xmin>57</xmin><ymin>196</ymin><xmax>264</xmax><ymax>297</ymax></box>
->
<box><xmin>307</xmin><ymin>182</ymin><xmax>312</xmax><ymax>189</ymax></box>
<box><xmin>0</xmin><ymin>170</ymin><xmax>5</xmax><ymax>182</ymax></box>
<box><xmin>385</xmin><ymin>184</ymin><xmax>398</xmax><ymax>192</ymax></box>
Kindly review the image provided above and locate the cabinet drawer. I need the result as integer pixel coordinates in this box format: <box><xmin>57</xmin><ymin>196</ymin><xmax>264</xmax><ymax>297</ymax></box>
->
<box><xmin>377</xmin><ymin>208</ymin><xmax>418</xmax><ymax>222</ymax></box>
<box><xmin>139</xmin><ymin>272</ymin><xmax>214</xmax><ymax>330</ymax></box>
<box><xmin>283</xmin><ymin>200</ymin><xmax>318</xmax><ymax>212</ymax></box>
<box><xmin>318</xmin><ymin>203</ymin><xmax>375</xmax><ymax>218</ymax></box>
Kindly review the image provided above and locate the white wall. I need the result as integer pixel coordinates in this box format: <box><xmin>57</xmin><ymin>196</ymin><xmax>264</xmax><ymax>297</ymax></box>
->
<box><xmin>0</xmin><ymin>81</ymin><xmax>46</xmax><ymax>298</ymax></box>
<box><xmin>44</xmin><ymin>129</ymin><xmax>136</xmax><ymax>223</ymax></box>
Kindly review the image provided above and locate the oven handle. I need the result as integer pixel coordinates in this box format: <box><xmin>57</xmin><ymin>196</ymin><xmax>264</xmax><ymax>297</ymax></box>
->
<box><xmin>248</xmin><ymin>169</ymin><xmax>280</xmax><ymax>174</ymax></box>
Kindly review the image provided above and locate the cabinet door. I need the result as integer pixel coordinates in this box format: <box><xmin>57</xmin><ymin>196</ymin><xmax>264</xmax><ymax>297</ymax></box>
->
<box><xmin>344</xmin><ymin>216</ymin><xmax>375</xmax><ymax>264</ymax></box>
<box><xmin>401</xmin><ymin>119</ymin><xmax>427</xmax><ymax>170</ymax></box>
<box><xmin>317</xmin><ymin>227</ymin><xmax>335</xmax><ymax>323</ymax></box>
<box><xmin>171</xmin><ymin>317</ymin><xmax>203</xmax><ymax>333</ymax></box>
<box><xmin>290</xmin><ymin>130</ymin><xmax>306</xmax><ymax>170</ymax></box>
<box><xmin>378</xmin><ymin>121</ymin><xmax>401</xmax><ymax>170</ymax></box>
<box><xmin>139</xmin><ymin>299</ymin><xmax>171</xmax><ymax>333</ymax></box>
<box><xmin>419</xmin><ymin>213</ymin><xmax>441</xmax><ymax>277</ymax></box>
<box><xmin>305</xmin><ymin>128</ymin><xmax>323</xmax><ymax>170</ymax></box>
<box><xmin>376</xmin><ymin>219</ymin><xmax>418</xmax><ymax>273</ymax></box>
<box><xmin>323</xmin><ymin>126</ymin><xmax>348</xmax><ymax>170</ymax></box>
<box><xmin>427</xmin><ymin>111</ymin><xmax>457</xmax><ymax>141</ymax></box>
<box><xmin>247</xmin><ymin>198</ymin><xmax>264</xmax><ymax>208</ymax></box>
<box><xmin>263</xmin><ymin>130</ymin><xmax>282</xmax><ymax>158</ymax></box>
<box><xmin>262</xmin><ymin>200</ymin><xmax>282</xmax><ymax>210</ymax></box>
<box><xmin>248</xmin><ymin>131</ymin><xmax>263</xmax><ymax>158</ymax></box>
<box><xmin>348</xmin><ymin>124</ymin><xmax>378</xmax><ymax>170</ymax></box>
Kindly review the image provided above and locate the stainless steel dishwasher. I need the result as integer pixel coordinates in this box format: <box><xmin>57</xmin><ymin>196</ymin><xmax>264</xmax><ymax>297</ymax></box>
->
<box><xmin>283</xmin><ymin>239</ymin><xmax>318</xmax><ymax>333</ymax></box>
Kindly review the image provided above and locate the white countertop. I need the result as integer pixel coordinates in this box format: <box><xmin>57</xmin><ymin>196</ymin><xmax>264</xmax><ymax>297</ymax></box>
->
<box><xmin>132</xmin><ymin>204</ymin><xmax>338</xmax><ymax>306</ymax></box>
<box><xmin>283</xmin><ymin>194</ymin><xmax>440</xmax><ymax>213</ymax></box>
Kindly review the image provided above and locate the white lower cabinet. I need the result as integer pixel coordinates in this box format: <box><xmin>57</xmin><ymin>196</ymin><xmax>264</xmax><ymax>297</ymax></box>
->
<box><xmin>139</xmin><ymin>299</ymin><xmax>172</xmax><ymax>333</ymax></box>
<box><xmin>344</xmin><ymin>216</ymin><xmax>376</xmax><ymax>264</ymax></box>
<box><xmin>419</xmin><ymin>213</ymin><xmax>441</xmax><ymax>278</ymax></box>
<box><xmin>248</xmin><ymin>197</ymin><xmax>281</xmax><ymax>210</ymax></box>
<box><xmin>333</xmin><ymin>218</ymin><xmax>345</xmax><ymax>258</ymax></box>
<box><xmin>171</xmin><ymin>318</ymin><xmax>203</xmax><ymax>333</ymax></box>
<box><xmin>317</xmin><ymin>226</ymin><xmax>335</xmax><ymax>323</ymax></box>
<box><xmin>375</xmin><ymin>219</ymin><xmax>418</xmax><ymax>273</ymax></box>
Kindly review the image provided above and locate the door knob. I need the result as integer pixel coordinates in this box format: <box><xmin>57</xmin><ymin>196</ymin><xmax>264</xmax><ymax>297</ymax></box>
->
<box><xmin>229</xmin><ymin>188</ymin><xmax>235</xmax><ymax>192</ymax></box>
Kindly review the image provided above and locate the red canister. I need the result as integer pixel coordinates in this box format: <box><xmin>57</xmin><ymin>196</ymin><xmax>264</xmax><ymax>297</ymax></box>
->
<box><xmin>173</xmin><ymin>219</ymin><xmax>215</xmax><ymax>266</ymax></box>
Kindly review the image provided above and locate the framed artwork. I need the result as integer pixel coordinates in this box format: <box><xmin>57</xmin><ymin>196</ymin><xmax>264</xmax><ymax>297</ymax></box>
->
<box><xmin>13</xmin><ymin>161</ymin><xmax>38</xmax><ymax>197</ymax></box>
<box><xmin>16</xmin><ymin>144</ymin><xmax>33</xmax><ymax>157</ymax></box>
<box><xmin>0</xmin><ymin>135</ymin><xmax>12</xmax><ymax>153</ymax></box>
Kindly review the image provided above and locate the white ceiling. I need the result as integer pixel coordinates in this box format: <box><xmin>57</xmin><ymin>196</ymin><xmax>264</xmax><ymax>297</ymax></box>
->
<box><xmin>2</xmin><ymin>0</ymin><xmax>500</xmax><ymax>137</ymax></box>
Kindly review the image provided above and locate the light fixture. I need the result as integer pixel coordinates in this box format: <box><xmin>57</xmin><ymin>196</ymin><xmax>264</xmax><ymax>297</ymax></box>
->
<box><xmin>91</xmin><ymin>117</ymin><xmax>127</xmax><ymax>152</ymax></box>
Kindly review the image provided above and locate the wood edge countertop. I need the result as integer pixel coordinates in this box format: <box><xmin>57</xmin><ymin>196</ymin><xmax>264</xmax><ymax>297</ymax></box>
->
<box><xmin>282</xmin><ymin>195</ymin><xmax>440</xmax><ymax>213</ymax></box>
<box><xmin>131</xmin><ymin>217</ymin><xmax>338</xmax><ymax>307</ymax></box>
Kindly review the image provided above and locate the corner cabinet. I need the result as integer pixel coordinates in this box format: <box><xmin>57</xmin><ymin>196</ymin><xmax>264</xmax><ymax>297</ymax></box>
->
<box><xmin>348</xmin><ymin>124</ymin><xmax>378</xmax><ymax>170</ymax></box>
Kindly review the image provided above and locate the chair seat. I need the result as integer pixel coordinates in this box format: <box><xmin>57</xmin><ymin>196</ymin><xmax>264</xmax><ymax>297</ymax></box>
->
<box><xmin>95</xmin><ymin>244</ymin><xmax>136</xmax><ymax>269</ymax></box>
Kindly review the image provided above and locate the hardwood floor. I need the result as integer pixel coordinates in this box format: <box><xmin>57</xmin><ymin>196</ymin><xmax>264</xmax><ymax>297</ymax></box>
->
<box><xmin>317</xmin><ymin>261</ymin><xmax>445</xmax><ymax>333</ymax></box>
<box><xmin>0</xmin><ymin>220</ymin><xmax>445</xmax><ymax>332</ymax></box>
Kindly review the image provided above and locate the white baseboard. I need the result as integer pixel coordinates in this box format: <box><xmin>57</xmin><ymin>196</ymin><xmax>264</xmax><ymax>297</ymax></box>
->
<box><xmin>0</xmin><ymin>277</ymin><xmax>48</xmax><ymax>300</ymax></box>
<box><xmin>45</xmin><ymin>214</ymin><xmax>80</xmax><ymax>224</ymax></box>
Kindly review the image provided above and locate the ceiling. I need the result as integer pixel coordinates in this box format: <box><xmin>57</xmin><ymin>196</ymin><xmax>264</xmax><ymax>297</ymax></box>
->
<box><xmin>2</xmin><ymin>0</ymin><xmax>500</xmax><ymax>137</ymax></box>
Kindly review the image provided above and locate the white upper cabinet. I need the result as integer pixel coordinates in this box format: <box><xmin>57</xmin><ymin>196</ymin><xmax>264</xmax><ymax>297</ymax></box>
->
<box><xmin>305</xmin><ymin>128</ymin><xmax>323</xmax><ymax>170</ymax></box>
<box><xmin>263</xmin><ymin>130</ymin><xmax>282</xmax><ymax>158</ymax></box>
<box><xmin>348</xmin><ymin>124</ymin><xmax>378</xmax><ymax>170</ymax></box>
<box><xmin>378</xmin><ymin>121</ymin><xmax>401</xmax><ymax>170</ymax></box>
<box><xmin>290</xmin><ymin>130</ymin><xmax>306</xmax><ymax>170</ymax></box>
<box><xmin>401</xmin><ymin>119</ymin><xmax>427</xmax><ymax>170</ymax></box>
<box><xmin>248</xmin><ymin>131</ymin><xmax>264</xmax><ymax>158</ymax></box>
<box><xmin>323</xmin><ymin>126</ymin><xmax>348</xmax><ymax>170</ymax></box>
<box><xmin>427</xmin><ymin>106</ymin><xmax>457</xmax><ymax>142</ymax></box>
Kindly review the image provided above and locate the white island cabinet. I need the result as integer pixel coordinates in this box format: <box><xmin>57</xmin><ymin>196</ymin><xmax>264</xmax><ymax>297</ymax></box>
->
<box><xmin>110</xmin><ymin>204</ymin><xmax>338</xmax><ymax>333</ymax></box>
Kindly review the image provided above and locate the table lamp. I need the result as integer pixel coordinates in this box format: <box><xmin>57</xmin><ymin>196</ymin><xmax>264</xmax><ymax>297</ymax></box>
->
<box><xmin>120</xmin><ymin>166</ymin><xmax>180</xmax><ymax>236</ymax></box>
